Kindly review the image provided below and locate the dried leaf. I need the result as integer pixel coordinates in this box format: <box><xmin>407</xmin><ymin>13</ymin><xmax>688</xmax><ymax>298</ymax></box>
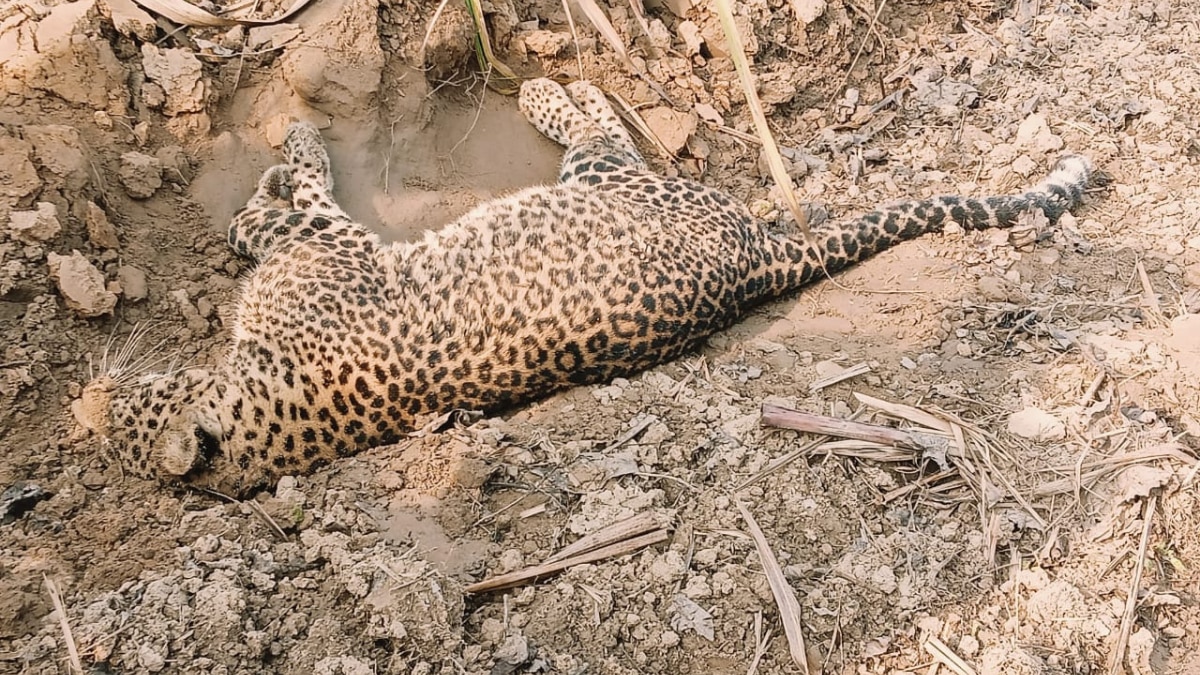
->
<box><xmin>670</xmin><ymin>594</ymin><xmax>714</xmax><ymax>640</ymax></box>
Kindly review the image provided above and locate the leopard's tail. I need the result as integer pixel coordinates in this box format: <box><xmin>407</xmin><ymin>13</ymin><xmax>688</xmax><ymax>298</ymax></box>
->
<box><xmin>765</xmin><ymin>155</ymin><xmax>1099</xmax><ymax>291</ymax></box>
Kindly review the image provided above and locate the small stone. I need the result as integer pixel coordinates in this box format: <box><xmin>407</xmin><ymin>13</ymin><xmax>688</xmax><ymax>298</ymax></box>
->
<box><xmin>141</xmin><ymin>44</ymin><xmax>209</xmax><ymax>116</ymax></box>
<box><xmin>792</xmin><ymin>0</ymin><xmax>826</xmax><ymax>23</ymax></box>
<box><xmin>641</xmin><ymin>107</ymin><xmax>697</xmax><ymax>156</ymax></box>
<box><xmin>494</xmin><ymin>634</ymin><xmax>529</xmax><ymax>666</ymax></box>
<box><xmin>133</xmin><ymin>121</ymin><xmax>150</xmax><ymax>147</ymax></box>
<box><xmin>660</xmin><ymin>630</ymin><xmax>680</xmax><ymax>647</ymax></box>
<box><xmin>522</xmin><ymin>30</ymin><xmax>571</xmax><ymax>56</ymax></box>
<box><xmin>1007</xmin><ymin>407</ymin><xmax>1065</xmax><ymax>442</ymax></box>
<box><xmin>1015</xmin><ymin>113</ymin><xmax>1064</xmax><ymax>153</ymax></box>
<box><xmin>9</xmin><ymin>202</ymin><xmax>61</xmax><ymax>242</ymax></box>
<box><xmin>814</xmin><ymin>359</ymin><xmax>844</xmax><ymax>378</ymax></box>
<box><xmin>85</xmin><ymin>201</ymin><xmax>120</xmax><ymax>249</ymax></box>
<box><xmin>498</xmin><ymin>549</ymin><xmax>524</xmax><ymax>573</ymax></box>
<box><xmin>196</xmin><ymin>297</ymin><xmax>215</xmax><ymax>318</ymax></box>
<box><xmin>116</xmin><ymin>266</ymin><xmax>147</xmax><ymax>298</ymax></box>
<box><xmin>1184</xmin><ymin>262</ymin><xmax>1200</xmax><ymax>288</ymax></box>
<box><xmin>678</xmin><ymin>21</ymin><xmax>704</xmax><ymax>56</ymax></box>
<box><xmin>142</xmin><ymin>81</ymin><xmax>166</xmax><ymax>110</ymax></box>
<box><xmin>48</xmin><ymin>251</ymin><xmax>118</xmax><ymax>317</ymax></box>
<box><xmin>94</xmin><ymin>110</ymin><xmax>114</xmax><ymax>130</ymax></box>
<box><xmin>102</xmin><ymin>0</ymin><xmax>157</xmax><ymax>40</ymax></box>
<box><xmin>222</xmin><ymin>25</ymin><xmax>246</xmax><ymax>48</ymax></box>
<box><xmin>977</xmin><ymin>276</ymin><xmax>1011</xmax><ymax>301</ymax></box>
<box><xmin>899</xmin><ymin>356</ymin><xmax>917</xmax><ymax>370</ymax></box>
<box><xmin>118</xmin><ymin>152</ymin><xmax>163</xmax><ymax>199</ymax></box>
<box><xmin>246</xmin><ymin>23</ymin><xmax>301</xmax><ymax>50</ymax></box>
<box><xmin>156</xmin><ymin>146</ymin><xmax>193</xmax><ymax>184</ymax></box>
<box><xmin>25</xmin><ymin>125</ymin><xmax>91</xmax><ymax>190</ymax></box>
<box><xmin>136</xmin><ymin>644</ymin><xmax>166</xmax><ymax>672</ymax></box>
<box><xmin>662</xmin><ymin>0</ymin><xmax>691</xmax><ymax>17</ymax></box>
<box><xmin>1011</xmin><ymin>154</ymin><xmax>1037</xmax><ymax>177</ymax></box>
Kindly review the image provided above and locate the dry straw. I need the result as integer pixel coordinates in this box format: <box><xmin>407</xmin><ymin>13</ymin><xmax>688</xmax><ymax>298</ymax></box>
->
<box><xmin>711</xmin><ymin>0</ymin><xmax>811</xmax><ymax>240</ymax></box>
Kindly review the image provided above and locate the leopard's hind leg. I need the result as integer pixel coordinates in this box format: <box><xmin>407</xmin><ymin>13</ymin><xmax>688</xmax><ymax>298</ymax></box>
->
<box><xmin>563</xmin><ymin>81</ymin><xmax>645</xmax><ymax>170</ymax></box>
<box><xmin>228</xmin><ymin>123</ymin><xmax>364</xmax><ymax>260</ymax></box>
<box><xmin>282</xmin><ymin>122</ymin><xmax>351</xmax><ymax>221</ymax></box>
<box><xmin>227</xmin><ymin>165</ymin><xmax>298</xmax><ymax>259</ymax></box>
<box><xmin>519</xmin><ymin>78</ymin><xmax>646</xmax><ymax>185</ymax></box>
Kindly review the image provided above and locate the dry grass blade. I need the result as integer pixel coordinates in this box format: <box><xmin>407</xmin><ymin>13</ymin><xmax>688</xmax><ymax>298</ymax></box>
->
<box><xmin>545</xmin><ymin>511</ymin><xmax>664</xmax><ymax>563</ymax></box>
<box><xmin>766</xmin><ymin>396</ymin><xmax>1047</xmax><ymax>535</ymax></box>
<box><xmin>808</xmin><ymin>362</ymin><xmax>870</xmax><ymax>393</ymax></box>
<box><xmin>924</xmin><ymin>635</ymin><xmax>977</xmax><ymax>675</ymax></box>
<box><xmin>853</xmin><ymin>392</ymin><xmax>951</xmax><ymax>433</ymax></box>
<box><xmin>244</xmin><ymin>499</ymin><xmax>289</xmax><ymax>541</ymax></box>
<box><xmin>418</xmin><ymin>0</ymin><xmax>454</xmax><ymax>62</ymax></box>
<box><xmin>44</xmin><ymin>575</ymin><xmax>84</xmax><ymax>675</ymax></box>
<box><xmin>571</xmin><ymin>0</ymin><xmax>631</xmax><ymax>64</ymax></box>
<box><xmin>626</xmin><ymin>0</ymin><xmax>653</xmax><ymax>45</ymax></box>
<box><xmin>561</xmin><ymin>0</ymin><xmax>585</xmax><ymax>78</ymax></box>
<box><xmin>762</xmin><ymin>403</ymin><xmax>913</xmax><ymax>446</ymax></box>
<box><xmin>853</xmin><ymin>392</ymin><xmax>1046</xmax><ymax>529</ymax></box>
<box><xmin>735</xmin><ymin>436</ymin><xmax>828</xmax><ymax>490</ymax></box>
<box><xmin>811</xmin><ymin>439</ymin><xmax>921</xmax><ymax>462</ymax></box>
<box><xmin>838</xmin><ymin>0</ymin><xmax>889</xmax><ymax>93</ymax></box>
<box><xmin>882</xmin><ymin>468</ymin><xmax>959</xmax><ymax>502</ymax></box>
<box><xmin>1106</xmin><ymin>493</ymin><xmax>1156</xmax><ymax>675</ymax></box>
<box><xmin>463</xmin><ymin>0</ymin><xmax>521</xmax><ymax>94</ymax></box>
<box><xmin>711</xmin><ymin>0</ymin><xmax>810</xmax><ymax>239</ymax></box>
<box><xmin>466</xmin><ymin>528</ymin><xmax>669</xmax><ymax>593</ymax></box>
<box><xmin>735</xmin><ymin>501</ymin><xmax>810</xmax><ymax>673</ymax></box>
<box><xmin>1033</xmin><ymin>444</ymin><xmax>1196</xmax><ymax>497</ymax></box>
<box><xmin>609</xmin><ymin>92</ymin><xmax>677</xmax><ymax>159</ymax></box>
<box><xmin>1134</xmin><ymin>260</ymin><xmax>1166</xmax><ymax>326</ymax></box>
<box><xmin>559</xmin><ymin>5</ymin><xmax>673</xmax><ymax>103</ymax></box>
<box><xmin>131</xmin><ymin>0</ymin><xmax>315</xmax><ymax>26</ymax></box>
<box><xmin>736</xmin><ymin>406</ymin><xmax>868</xmax><ymax>490</ymax></box>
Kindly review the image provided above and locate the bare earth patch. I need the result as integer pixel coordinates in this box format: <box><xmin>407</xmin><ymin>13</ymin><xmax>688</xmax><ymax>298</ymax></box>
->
<box><xmin>0</xmin><ymin>0</ymin><xmax>1198</xmax><ymax>673</ymax></box>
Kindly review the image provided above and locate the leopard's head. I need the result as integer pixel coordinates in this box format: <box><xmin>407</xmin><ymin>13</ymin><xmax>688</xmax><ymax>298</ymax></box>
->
<box><xmin>74</xmin><ymin>369</ymin><xmax>226</xmax><ymax>481</ymax></box>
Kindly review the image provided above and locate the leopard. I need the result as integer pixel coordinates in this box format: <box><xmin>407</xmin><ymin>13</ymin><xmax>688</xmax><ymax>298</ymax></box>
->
<box><xmin>73</xmin><ymin>78</ymin><xmax>1099</xmax><ymax>496</ymax></box>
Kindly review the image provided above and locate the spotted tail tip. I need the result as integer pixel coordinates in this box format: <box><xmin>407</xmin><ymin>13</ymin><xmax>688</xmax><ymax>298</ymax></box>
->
<box><xmin>1047</xmin><ymin>154</ymin><xmax>1093</xmax><ymax>187</ymax></box>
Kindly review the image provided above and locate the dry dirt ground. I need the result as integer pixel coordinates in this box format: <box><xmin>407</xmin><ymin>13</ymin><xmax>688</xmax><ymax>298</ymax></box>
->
<box><xmin>2</xmin><ymin>0</ymin><xmax>1199</xmax><ymax>672</ymax></box>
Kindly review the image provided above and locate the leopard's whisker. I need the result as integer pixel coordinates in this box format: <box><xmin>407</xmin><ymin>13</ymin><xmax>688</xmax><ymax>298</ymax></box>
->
<box><xmin>114</xmin><ymin>339</ymin><xmax>181</xmax><ymax>383</ymax></box>
<box><xmin>111</xmin><ymin>322</ymin><xmax>155</xmax><ymax>374</ymax></box>
<box><xmin>112</xmin><ymin>353</ymin><xmax>196</xmax><ymax>390</ymax></box>
<box><xmin>98</xmin><ymin>322</ymin><xmax>124</xmax><ymax>377</ymax></box>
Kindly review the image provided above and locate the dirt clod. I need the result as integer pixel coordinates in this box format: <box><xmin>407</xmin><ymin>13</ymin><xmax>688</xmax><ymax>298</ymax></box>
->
<box><xmin>0</xmin><ymin>0</ymin><xmax>128</xmax><ymax>108</ymax></box>
<box><xmin>101</xmin><ymin>0</ymin><xmax>157</xmax><ymax>40</ymax></box>
<box><xmin>642</xmin><ymin>107</ymin><xmax>697</xmax><ymax>156</ymax></box>
<box><xmin>47</xmin><ymin>249</ymin><xmax>117</xmax><ymax>316</ymax></box>
<box><xmin>118</xmin><ymin>151</ymin><xmax>163</xmax><ymax>199</ymax></box>
<box><xmin>141</xmin><ymin>45</ymin><xmax>208</xmax><ymax>117</ymax></box>
<box><xmin>1006</xmin><ymin>407</ymin><xmax>1066</xmax><ymax>442</ymax></box>
<box><xmin>84</xmin><ymin>201</ymin><xmax>119</xmax><ymax>249</ymax></box>
<box><xmin>9</xmin><ymin>202</ymin><xmax>61</xmax><ymax>243</ymax></box>
<box><xmin>116</xmin><ymin>263</ymin><xmax>147</xmax><ymax>299</ymax></box>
